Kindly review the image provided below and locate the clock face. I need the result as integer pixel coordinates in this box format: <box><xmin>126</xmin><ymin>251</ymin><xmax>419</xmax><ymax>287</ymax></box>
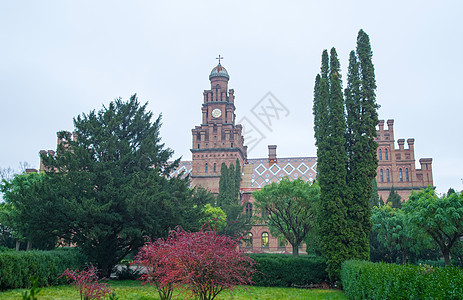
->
<box><xmin>212</xmin><ymin>108</ymin><xmax>222</xmax><ymax>118</ymax></box>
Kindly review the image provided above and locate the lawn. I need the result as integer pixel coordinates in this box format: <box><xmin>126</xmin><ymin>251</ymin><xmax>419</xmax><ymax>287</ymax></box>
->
<box><xmin>0</xmin><ymin>280</ymin><xmax>346</xmax><ymax>299</ymax></box>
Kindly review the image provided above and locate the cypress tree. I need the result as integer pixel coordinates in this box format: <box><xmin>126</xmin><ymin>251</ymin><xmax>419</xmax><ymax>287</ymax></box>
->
<box><xmin>314</xmin><ymin>48</ymin><xmax>350</xmax><ymax>281</ymax></box>
<box><xmin>386</xmin><ymin>186</ymin><xmax>402</xmax><ymax>209</ymax></box>
<box><xmin>344</xmin><ymin>29</ymin><xmax>379</xmax><ymax>260</ymax></box>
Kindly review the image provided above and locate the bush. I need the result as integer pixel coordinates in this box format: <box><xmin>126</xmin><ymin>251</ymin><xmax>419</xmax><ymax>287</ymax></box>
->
<box><xmin>0</xmin><ymin>248</ymin><xmax>86</xmax><ymax>290</ymax></box>
<box><xmin>341</xmin><ymin>260</ymin><xmax>463</xmax><ymax>299</ymax></box>
<box><xmin>248</xmin><ymin>254</ymin><xmax>328</xmax><ymax>287</ymax></box>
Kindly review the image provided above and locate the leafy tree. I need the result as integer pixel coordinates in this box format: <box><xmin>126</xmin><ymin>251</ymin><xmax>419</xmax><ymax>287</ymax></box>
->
<box><xmin>35</xmin><ymin>95</ymin><xmax>194</xmax><ymax>276</ymax></box>
<box><xmin>313</xmin><ymin>48</ymin><xmax>350</xmax><ymax>280</ymax></box>
<box><xmin>371</xmin><ymin>205</ymin><xmax>432</xmax><ymax>264</ymax></box>
<box><xmin>0</xmin><ymin>172</ymin><xmax>60</xmax><ymax>250</ymax></box>
<box><xmin>387</xmin><ymin>186</ymin><xmax>402</xmax><ymax>209</ymax></box>
<box><xmin>200</xmin><ymin>204</ymin><xmax>227</xmax><ymax>232</ymax></box>
<box><xmin>134</xmin><ymin>225</ymin><xmax>256</xmax><ymax>300</ymax></box>
<box><xmin>253</xmin><ymin>178</ymin><xmax>320</xmax><ymax>257</ymax></box>
<box><xmin>217</xmin><ymin>159</ymin><xmax>249</xmax><ymax>237</ymax></box>
<box><xmin>403</xmin><ymin>187</ymin><xmax>463</xmax><ymax>266</ymax></box>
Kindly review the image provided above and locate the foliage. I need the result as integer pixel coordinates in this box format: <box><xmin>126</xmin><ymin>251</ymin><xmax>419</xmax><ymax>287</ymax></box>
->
<box><xmin>0</xmin><ymin>248</ymin><xmax>86</xmax><ymax>290</ymax></box>
<box><xmin>313</xmin><ymin>30</ymin><xmax>379</xmax><ymax>281</ymax></box>
<box><xmin>313</xmin><ymin>48</ymin><xmax>350</xmax><ymax>281</ymax></box>
<box><xmin>200</xmin><ymin>204</ymin><xmax>227</xmax><ymax>232</ymax></box>
<box><xmin>403</xmin><ymin>187</ymin><xmax>463</xmax><ymax>266</ymax></box>
<box><xmin>386</xmin><ymin>186</ymin><xmax>402</xmax><ymax>209</ymax></box>
<box><xmin>0</xmin><ymin>280</ymin><xmax>347</xmax><ymax>300</ymax></box>
<box><xmin>60</xmin><ymin>265</ymin><xmax>114</xmax><ymax>300</ymax></box>
<box><xmin>248</xmin><ymin>254</ymin><xmax>328</xmax><ymax>287</ymax></box>
<box><xmin>371</xmin><ymin>205</ymin><xmax>434</xmax><ymax>264</ymax></box>
<box><xmin>33</xmin><ymin>95</ymin><xmax>200</xmax><ymax>277</ymax></box>
<box><xmin>216</xmin><ymin>159</ymin><xmax>250</xmax><ymax>237</ymax></box>
<box><xmin>369</xmin><ymin>178</ymin><xmax>380</xmax><ymax>208</ymax></box>
<box><xmin>134</xmin><ymin>225</ymin><xmax>256</xmax><ymax>300</ymax></box>
<box><xmin>341</xmin><ymin>260</ymin><xmax>463</xmax><ymax>299</ymax></box>
<box><xmin>21</xmin><ymin>277</ymin><xmax>40</xmax><ymax>300</ymax></box>
<box><xmin>253</xmin><ymin>178</ymin><xmax>320</xmax><ymax>257</ymax></box>
<box><xmin>0</xmin><ymin>172</ymin><xmax>59</xmax><ymax>249</ymax></box>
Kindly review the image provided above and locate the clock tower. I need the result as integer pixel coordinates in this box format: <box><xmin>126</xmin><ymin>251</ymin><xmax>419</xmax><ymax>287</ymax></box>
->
<box><xmin>190</xmin><ymin>58</ymin><xmax>247</xmax><ymax>193</ymax></box>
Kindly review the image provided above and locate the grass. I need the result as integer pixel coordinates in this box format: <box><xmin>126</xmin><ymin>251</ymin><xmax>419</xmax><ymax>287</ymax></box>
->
<box><xmin>0</xmin><ymin>280</ymin><xmax>346</xmax><ymax>299</ymax></box>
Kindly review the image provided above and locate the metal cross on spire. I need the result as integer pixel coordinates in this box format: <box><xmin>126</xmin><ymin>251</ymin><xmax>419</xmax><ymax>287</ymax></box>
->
<box><xmin>216</xmin><ymin>55</ymin><xmax>223</xmax><ymax>64</ymax></box>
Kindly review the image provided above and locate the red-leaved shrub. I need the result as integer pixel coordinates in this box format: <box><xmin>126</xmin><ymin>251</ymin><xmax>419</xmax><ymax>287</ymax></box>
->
<box><xmin>60</xmin><ymin>264</ymin><xmax>114</xmax><ymax>300</ymax></box>
<box><xmin>134</xmin><ymin>225</ymin><xmax>256</xmax><ymax>300</ymax></box>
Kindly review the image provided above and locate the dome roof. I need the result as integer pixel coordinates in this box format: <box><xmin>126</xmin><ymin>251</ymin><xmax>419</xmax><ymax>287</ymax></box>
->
<box><xmin>209</xmin><ymin>63</ymin><xmax>230</xmax><ymax>80</ymax></box>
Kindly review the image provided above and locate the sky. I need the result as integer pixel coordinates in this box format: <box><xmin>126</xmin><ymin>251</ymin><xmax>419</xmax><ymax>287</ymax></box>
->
<box><xmin>0</xmin><ymin>1</ymin><xmax>462</xmax><ymax>195</ymax></box>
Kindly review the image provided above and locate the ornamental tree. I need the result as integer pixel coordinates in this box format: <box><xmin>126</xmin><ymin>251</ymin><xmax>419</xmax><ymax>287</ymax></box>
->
<box><xmin>403</xmin><ymin>187</ymin><xmax>463</xmax><ymax>266</ymax></box>
<box><xmin>134</xmin><ymin>225</ymin><xmax>255</xmax><ymax>300</ymax></box>
<box><xmin>60</xmin><ymin>265</ymin><xmax>114</xmax><ymax>300</ymax></box>
<box><xmin>252</xmin><ymin>178</ymin><xmax>320</xmax><ymax>257</ymax></box>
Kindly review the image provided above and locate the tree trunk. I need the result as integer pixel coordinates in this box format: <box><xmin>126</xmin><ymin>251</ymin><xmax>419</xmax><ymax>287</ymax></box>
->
<box><xmin>292</xmin><ymin>243</ymin><xmax>299</xmax><ymax>257</ymax></box>
<box><xmin>15</xmin><ymin>240</ymin><xmax>20</xmax><ymax>251</ymax></box>
<box><xmin>26</xmin><ymin>241</ymin><xmax>32</xmax><ymax>251</ymax></box>
<box><xmin>443</xmin><ymin>249</ymin><xmax>451</xmax><ymax>266</ymax></box>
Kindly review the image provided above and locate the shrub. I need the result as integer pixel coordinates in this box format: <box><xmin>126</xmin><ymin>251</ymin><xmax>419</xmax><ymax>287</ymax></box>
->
<box><xmin>0</xmin><ymin>248</ymin><xmax>86</xmax><ymax>290</ymax></box>
<box><xmin>341</xmin><ymin>260</ymin><xmax>463</xmax><ymax>299</ymax></box>
<box><xmin>134</xmin><ymin>225</ymin><xmax>256</xmax><ymax>300</ymax></box>
<box><xmin>60</xmin><ymin>265</ymin><xmax>114</xmax><ymax>300</ymax></box>
<box><xmin>249</xmin><ymin>254</ymin><xmax>328</xmax><ymax>287</ymax></box>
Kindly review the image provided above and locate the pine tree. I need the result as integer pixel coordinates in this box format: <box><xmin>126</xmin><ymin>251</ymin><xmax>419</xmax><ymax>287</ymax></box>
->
<box><xmin>314</xmin><ymin>48</ymin><xmax>350</xmax><ymax>281</ymax></box>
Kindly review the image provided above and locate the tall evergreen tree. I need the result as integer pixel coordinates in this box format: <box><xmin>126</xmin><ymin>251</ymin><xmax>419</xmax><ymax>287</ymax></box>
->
<box><xmin>344</xmin><ymin>29</ymin><xmax>379</xmax><ymax>260</ymax></box>
<box><xmin>369</xmin><ymin>178</ymin><xmax>380</xmax><ymax>208</ymax></box>
<box><xmin>314</xmin><ymin>48</ymin><xmax>350</xmax><ymax>281</ymax></box>
<box><xmin>387</xmin><ymin>186</ymin><xmax>402</xmax><ymax>209</ymax></box>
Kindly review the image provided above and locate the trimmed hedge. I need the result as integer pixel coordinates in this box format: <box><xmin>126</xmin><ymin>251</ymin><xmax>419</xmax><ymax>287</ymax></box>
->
<box><xmin>248</xmin><ymin>254</ymin><xmax>328</xmax><ymax>287</ymax></box>
<box><xmin>0</xmin><ymin>248</ymin><xmax>86</xmax><ymax>290</ymax></box>
<box><xmin>341</xmin><ymin>260</ymin><xmax>463</xmax><ymax>299</ymax></box>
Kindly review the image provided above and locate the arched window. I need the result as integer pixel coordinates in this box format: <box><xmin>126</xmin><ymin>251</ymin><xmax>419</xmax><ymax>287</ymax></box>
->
<box><xmin>387</xmin><ymin>169</ymin><xmax>390</xmax><ymax>182</ymax></box>
<box><xmin>278</xmin><ymin>238</ymin><xmax>286</xmax><ymax>248</ymax></box>
<box><xmin>385</xmin><ymin>148</ymin><xmax>389</xmax><ymax>160</ymax></box>
<box><xmin>213</xmin><ymin>163</ymin><xmax>217</xmax><ymax>173</ymax></box>
<box><xmin>399</xmin><ymin>168</ymin><xmax>403</xmax><ymax>182</ymax></box>
<box><xmin>262</xmin><ymin>232</ymin><xmax>269</xmax><ymax>248</ymax></box>
<box><xmin>379</xmin><ymin>149</ymin><xmax>382</xmax><ymax>161</ymax></box>
<box><xmin>246</xmin><ymin>203</ymin><xmax>253</xmax><ymax>217</ymax></box>
<box><xmin>245</xmin><ymin>233</ymin><xmax>253</xmax><ymax>248</ymax></box>
<box><xmin>205</xmin><ymin>163</ymin><xmax>208</xmax><ymax>173</ymax></box>
<box><xmin>406</xmin><ymin>168</ymin><xmax>409</xmax><ymax>182</ymax></box>
<box><xmin>380</xmin><ymin>169</ymin><xmax>384</xmax><ymax>182</ymax></box>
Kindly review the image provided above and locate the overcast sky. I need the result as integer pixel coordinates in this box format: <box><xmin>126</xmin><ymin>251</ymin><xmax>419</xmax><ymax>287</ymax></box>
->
<box><xmin>1</xmin><ymin>1</ymin><xmax>462</xmax><ymax>194</ymax></box>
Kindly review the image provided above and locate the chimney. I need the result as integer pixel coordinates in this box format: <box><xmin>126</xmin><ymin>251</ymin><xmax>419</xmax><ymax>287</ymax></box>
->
<box><xmin>397</xmin><ymin>139</ymin><xmax>405</xmax><ymax>150</ymax></box>
<box><xmin>268</xmin><ymin>145</ymin><xmax>277</xmax><ymax>165</ymax></box>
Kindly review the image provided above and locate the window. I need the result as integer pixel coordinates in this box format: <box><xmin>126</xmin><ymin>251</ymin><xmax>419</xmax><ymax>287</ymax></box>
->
<box><xmin>399</xmin><ymin>168</ymin><xmax>403</xmax><ymax>182</ymax></box>
<box><xmin>245</xmin><ymin>203</ymin><xmax>253</xmax><ymax>217</ymax></box>
<box><xmin>380</xmin><ymin>169</ymin><xmax>384</xmax><ymax>182</ymax></box>
<box><xmin>385</xmin><ymin>148</ymin><xmax>389</xmax><ymax>160</ymax></box>
<box><xmin>197</xmin><ymin>132</ymin><xmax>201</xmax><ymax>141</ymax></box>
<box><xmin>387</xmin><ymin>169</ymin><xmax>390</xmax><ymax>182</ymax></box>
<box><xmin>278</xmin><ymin>238</ymin><xmax>286</xmax><ymax>248</ymax></box>
<box><xmin>205</xmin><ymin>163</ymin><xmax>208</xmax><ymax>173</ymax></box>
<box><xmin>261</xmin><ymin>208</ymin><xmax>268</xmax><ymax>220</ymax></box>
<box><xmin>245</xmin><ymin>233</ymin><xmax>253</xmax><ymax>248</ymax></box>
<box><xmin>231</xmin><ymin>142</ymin><xmax>233</xmax><ymax>147</ymax></box>
<box><xmin>406</xmin><ymin>168</ymin><xmax>409</xmax><ymax>182</ymax></box>
<box><xmin>213</xmin><ymin>163</ymin><xmax>217</xmax><ymax>173</ymax></box>
<box><xmin>262</xmin><ymin>232</ymin><xmax>269</xmax><ymax>248</ymax></box>
<box><xmin>379</xmin><ymin>149</ymin><xmax>382</xmax><ymax>161</ymax></box>
<box><xmin>197</xmin><ymin>144</ymin><xmax>200</xmax><ymax>149</ymax></box>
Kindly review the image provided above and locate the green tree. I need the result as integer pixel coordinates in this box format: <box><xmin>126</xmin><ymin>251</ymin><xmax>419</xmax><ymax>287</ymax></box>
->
<box><xmin>0</xmin><ymin>172</ymin><xmax>60</xmax><ymax>250</ymax></box>
<box><xmin>387</xmin><ymin>186</ymin><xmax>402</xmax><ymax>209</ymax></box>
<box><xmin>344</xmin><ymin>29</ymin><xmax>379</xmax><ymax>262</ymax></box>
<box><xmin>313</xmin><ymin>48</ymin><xmax>350</xmax><ymax>280</ymax></box>
<box><xmin>216</xmin><ymin>159</ymin><xmax>249</xmax><ymax>237</ymax></box>
<box><xmin>369</xmin><ymin>178</ymin><xmax>380</xmax><ymax>208</ymax></box>
<box><xmin>37</xmin><ymin>95</ymin><xmax>194</xmax><ymax>276</ymax></box>
<box><xmin>403</xmin><ymin>187</ymin><xmax>463</xmax><ymax>266</ymax></box>
<box><xmin>253</xmin><ymin>178</ymin><xmax>320</xmax><ymax>257</ymax></box>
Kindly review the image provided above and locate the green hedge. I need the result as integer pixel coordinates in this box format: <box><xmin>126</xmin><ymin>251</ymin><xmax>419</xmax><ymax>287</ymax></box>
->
<box><xmin>248</xmin><ymin>254</ymin><xmax>328</xmax><ymax>287</ymax></box>
<box><xmin>341</xmin><ymin>260</ymin><xmax>463</xmax><ymax>299</ymax></box>
<box><xmin>0</xmin><ymin>248</ymin><xmax>86</xmax><ymax>290</ymax></box>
